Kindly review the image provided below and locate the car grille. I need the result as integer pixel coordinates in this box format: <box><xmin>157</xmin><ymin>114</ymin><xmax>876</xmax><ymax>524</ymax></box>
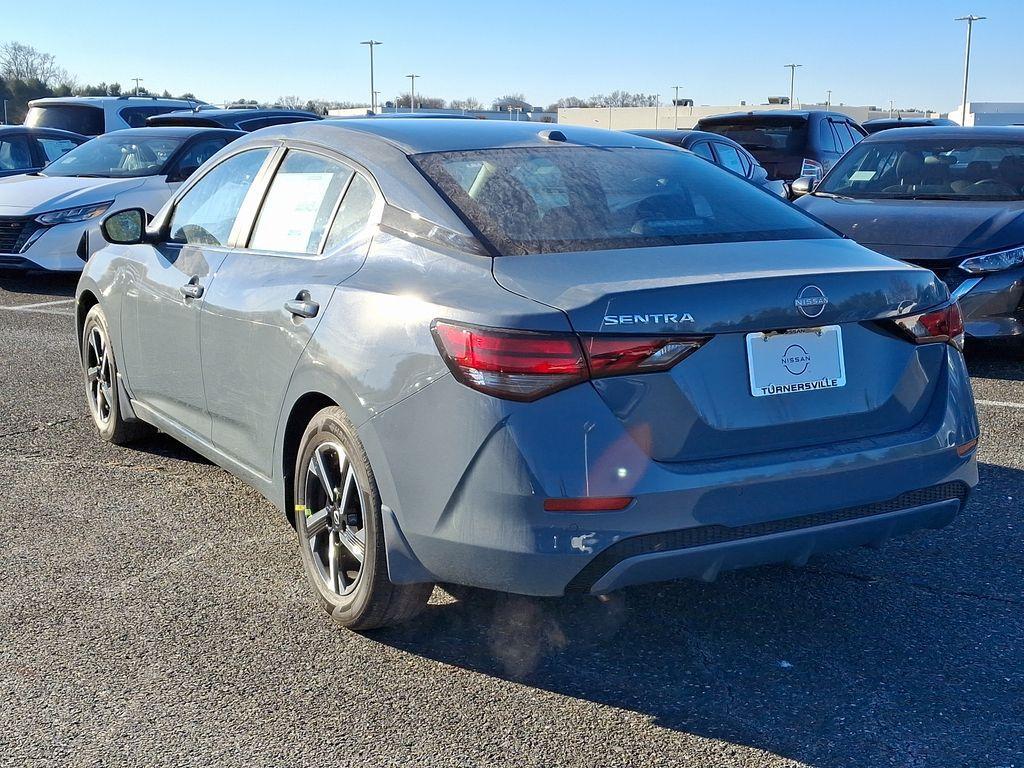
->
<box><xmin>564</xmin><ymin>481</ymin><xmax>971</xmax><ymax>593</ymax></box>
<box><xmin>0</xmin><ymin>216</ymin><xmax>43</xmax><ymax>254</ymax></box>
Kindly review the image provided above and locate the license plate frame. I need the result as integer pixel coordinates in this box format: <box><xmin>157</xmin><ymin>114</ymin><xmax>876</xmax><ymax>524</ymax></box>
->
<box><xmin>745</xmin><ymin>325</ymin><xmax>846</xmax><ymax>398</ymax></box>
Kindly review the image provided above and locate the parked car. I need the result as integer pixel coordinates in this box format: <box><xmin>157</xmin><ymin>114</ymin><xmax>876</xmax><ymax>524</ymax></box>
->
<box><xmin>862</xmin><ymin>117</ymin><xmax>958</xmax><ymax>135</ymax></box>
<box><xmin>627</xmin><ymin>129</ymin><xmax>787</xmax><ymax>195</ymax></box>
<box><xmin>147</xmin><ymin>108</ymin><xmax>322</xmax><ymax>131</ymax></box>
<box><xmin>78</xmin><ymin>119</ymin><xmax>978</xmax><ymax>629</ymax></box>
<box><xmin>0</xmin><ymin>126</ymin><xmax>241</xmax><ymax>272</ymax></box>
<box><xmin>0</xmin><ymin>126</ymin><xmax>87</xmax><ymax>178</ymax></box>
<box><xmin>24</xmin><ymin>96</ymin><xmax>208</xmax><ymax>136</ymax></box>
<box><xmin>697</xmin><ymin>110</ymin><xmax>867</xmax><ymax>182</ymax></box>
<box><xmin>794</xmin><ymin>126</ymin><xmax>1024</xmax><ymax>351</ymax></box>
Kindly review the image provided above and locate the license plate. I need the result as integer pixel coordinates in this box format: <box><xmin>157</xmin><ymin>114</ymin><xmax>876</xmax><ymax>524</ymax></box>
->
<box><xmin>746</xmin><ymin>326</ymin><xmax>846</xmax><ymax>398</ymax></box>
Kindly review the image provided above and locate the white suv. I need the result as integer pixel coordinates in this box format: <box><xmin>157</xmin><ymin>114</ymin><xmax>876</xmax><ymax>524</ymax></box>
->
<box><xmin>24</xmin><ymin>96</ymin><xmax>208</xmax><ymax>136</ymax></box>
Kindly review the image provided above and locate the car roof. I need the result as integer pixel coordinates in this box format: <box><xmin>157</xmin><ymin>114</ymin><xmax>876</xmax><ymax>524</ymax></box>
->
<box><xmin>698</xmin><ymin>110</ymin><xmax>849</xmax><ymax>122</ymax></box>
<box><xmin>155</xmin><ymin>108</ymin><xmax>321</xmax><ymax>120</ymax></box>
<box><xmin>99</xmin><ymin>126</ymin><xmax>245</xmax><ymax>139</ymax></box>
<box><xmin>27</xmin><ymin>96</ymin><xmax>201</xmax><ymax>106</ymax></box>
<box><xmin>861</xmin><ymin>125</ymin><xmax>1024</xmax><ymax>142</ymax></box>
<box><xmin>277</xmin><ymin>117</ymin><xmax>660</xmax><ymax>154</ymax></box>
<box><xmin>0</xmin><ymin>125</ymin><xmax>86</xmax><ymax>139</ymax></box>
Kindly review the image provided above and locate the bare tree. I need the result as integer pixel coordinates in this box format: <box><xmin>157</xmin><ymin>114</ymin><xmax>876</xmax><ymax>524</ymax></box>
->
<box><xmin>0</xmin><ymin>41</ymin><xmax>70</xmax><ymax>87</ymax></box>
<box><xmin>450</xmin><ymin>97</ymin><xmax>484</xmax><ymax>111</ymax></box>
<box><xmin>394</xmin><ymin>93</ymin><xmax>446</xmax><ymax>109</ymax></box>
<box><xmin>277</xmin><ymin>95</ymin><xmax>305</xmax><ymax>110</ymax></box>
<box><xmin>492</xmin><ymin>93</ymin><xmax>532</xmax><ymax>111</ymax></box>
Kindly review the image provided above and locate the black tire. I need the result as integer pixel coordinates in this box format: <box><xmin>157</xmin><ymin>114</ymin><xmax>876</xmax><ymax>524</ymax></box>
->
<box><xmin>81</xmin><ymin>304</ymin><xmax>151</xmax><ymax>444</ymax></box>
<box><xmin>294</xmin><ymin>406</ymin><xmax>432</xmax><ymax>630</ymax></box>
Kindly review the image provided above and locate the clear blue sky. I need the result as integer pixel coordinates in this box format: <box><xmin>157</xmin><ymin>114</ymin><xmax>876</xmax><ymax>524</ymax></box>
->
<box><xmin>6</xmin><ymin>0</ymin><xmax>1022</xmax><ymax>111</ymax></box>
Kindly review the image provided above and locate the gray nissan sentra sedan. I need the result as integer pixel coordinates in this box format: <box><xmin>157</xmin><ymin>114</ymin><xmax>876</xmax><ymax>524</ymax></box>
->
<box><xmin>75</xmin><ymin>119</ymin><xmax>979</xmax><ymax>629</ymax></box>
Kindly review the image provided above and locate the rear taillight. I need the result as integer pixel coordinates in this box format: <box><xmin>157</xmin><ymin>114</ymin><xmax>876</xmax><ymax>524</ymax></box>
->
<box><xmin>432</xmin><ymin>320</ymin><xmax>709</xmax><ymax>401</ymax></box>
<box><xmin>800</xmin><ymin>158</ymin><xmax>824</xmax><ymax>180</ymax></box>
<box><xmin>888</xmin><ymin>302</ymin><xmax>965</xmax><ymax>350</ymax></box>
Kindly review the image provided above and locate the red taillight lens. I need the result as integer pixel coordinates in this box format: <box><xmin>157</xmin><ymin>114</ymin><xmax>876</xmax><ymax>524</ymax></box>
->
<box><xmin>581</xmin><ymin>335</ymin><xmax>708</xmax><ymax>378</ymax></box>
<box><xmin>432</xmin><ymin>321</ymin><xmax>710</xmax><ymax>401</ymax></box>
<box><xmin>432</xmin><ymin>321</ymin><xmax>587</xmax><ymax>401</ymax></box>
<box><xmin>889</xmin><ymin>302</ymin><xmax>965</xmax><ymax>350</ymax></box>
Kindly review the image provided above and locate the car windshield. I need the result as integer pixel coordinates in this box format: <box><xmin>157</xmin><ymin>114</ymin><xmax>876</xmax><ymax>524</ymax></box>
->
<box><xmin>412</xmin><ymin>146</ymin><xmax>831</xmax><ymax>255</ymax></box>
<box><xmin>42</xmin><ymin>135</ymin><xmax>185</xmax><ymax>178</ymax></box>
<box><xmin>816</xmin><ymin>138</ymin><xmax>1024</xmax><ymax>201</ymax></box>
<box><xmin>700</xmin><ymin>119</ymin><xmax>808</xmax><ymax>153</ymax></box>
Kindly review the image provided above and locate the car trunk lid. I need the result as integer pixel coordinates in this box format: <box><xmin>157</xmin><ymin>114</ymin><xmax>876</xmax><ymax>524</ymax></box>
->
<box><xmin>493</xmin><ymin>238</ymin><xmax>950</xmax><ymax>462</ymax></box>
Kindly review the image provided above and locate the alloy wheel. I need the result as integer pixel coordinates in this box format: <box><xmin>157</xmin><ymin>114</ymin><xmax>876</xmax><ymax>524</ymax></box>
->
<box><xmin>302</xmin><ymin>441</ymin><xmax>367</xmax><ymax>597</ymax></box>
<box><xmin>85</xmin><ymin>325</ymin><xmax>113</xmax><ymax>426</ymax></box>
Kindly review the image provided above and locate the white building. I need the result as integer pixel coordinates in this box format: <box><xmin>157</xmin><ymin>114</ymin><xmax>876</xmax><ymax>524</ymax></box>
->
<box><xmin>950</xmin><ymin>102</ymin><xmax>1024</xmax><ymax>126</ymax></box>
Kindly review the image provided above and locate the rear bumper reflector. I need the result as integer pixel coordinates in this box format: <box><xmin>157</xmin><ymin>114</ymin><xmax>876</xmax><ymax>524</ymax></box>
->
<box><xmin>544</xmin><ymin>497</ymin><xmax>633</xmax><ymax>512</ymax></box>
<box><xmin>956</xmin><ymin>438</ymin><xmax>979</xmax><ymax>457</ymax></box>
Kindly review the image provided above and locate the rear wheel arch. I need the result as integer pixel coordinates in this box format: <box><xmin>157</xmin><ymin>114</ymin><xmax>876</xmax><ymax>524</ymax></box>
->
<box><xmin>282</xmin><ymin>392</ymin><xmax>339</xmax><ymax>526</ymax></box>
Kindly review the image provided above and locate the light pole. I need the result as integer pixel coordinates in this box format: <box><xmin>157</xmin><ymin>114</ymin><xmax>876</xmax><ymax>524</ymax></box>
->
<box><xmin>373</xmin><ymin>91</ymin><xmax>381</xmax><ymax>114</ymax></box>
<box><xmin>784</xmin><ymin>64</ymin><xmax>802</xmax><ymax>109</ymax></box>
<box><xmin>826</xmin><ymin>89</ymin><xmax>832</xmax><ymax>108</ymax></box>
<box><xmin>672</xmin><ymin>85</ymin><xmax>682</xmax><ymax>129</ymax></box>
<box><xmin>132</xmin><ymin>77</ymin><xmax>143</xmax><ymax>96</ymax></box>
<box><xmin>360</xmin><ymin>40</ymin><xmax>382</xmax><ymax>113</ymax></box>
<box><xmin>406</xmin><ymin>74</ymin><xmax>419</xmax><ymax>112</ymax></box>
<box><xmin>955</xmin><ymin>15</ymin><xmax>985</xmax><ymax>125</ymax></box>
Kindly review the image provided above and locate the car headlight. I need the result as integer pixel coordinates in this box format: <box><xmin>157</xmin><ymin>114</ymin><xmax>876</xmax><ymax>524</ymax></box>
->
<box><xmin>959</xmin><ymin>245</ymin><xmax>1024</xmax><ymax>274</ymax></box>
<box><xmin>35</xmin><ymin>201</ymin><xmax>113</xmax><ymax>226</ymax></box>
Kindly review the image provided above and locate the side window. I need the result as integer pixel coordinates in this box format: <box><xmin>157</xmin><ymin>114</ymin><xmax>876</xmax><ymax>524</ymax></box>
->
<box><xmin>712</xmin><ymin>143</ymin><xmax>747</xmax><ymax>175</ymax></box>
<box><xmin>169</xmin><ymin>148</ymin><xmax>271</xmax><ymax>246</ymax></box>
<box><xmin>818</xmin><ymin>120</ymin><xmax>837</xmax><ymax>152</ymax></box>
<box><xmin>37</xmin><ymin>136</ymin><xmax>81</xmax><ymax>163</ymax></box>
<box><xmin>689</xmin><ymin>142</ymin><xmax>715</xmax><ymax>161</ymax></box>
<box><xmin>846</xmin><ymin>122</ymin><xmax>866</xmax><ymax>144</ymax></box>
<box><xmin>169</xmin><ymin>137</ymin><xmax>232</xmax><ymax>180</ymax></box>
<box><xmin>0</xmin><ymin>136</ymin><xmax>35</xmax><ymax>171</ymax></box>
<box><xmin>249</xmin><ymin>150</ymin><xmax>354</xmax><ymax>254</ymax></box>
<box><xmin>324</xmin><ymin>174</ymin><xmax>376</xmax><ymax>251</ymax></box>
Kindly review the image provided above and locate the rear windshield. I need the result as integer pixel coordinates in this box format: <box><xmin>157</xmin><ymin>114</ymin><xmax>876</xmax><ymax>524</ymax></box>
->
<box><xmin>412</xmin><ymin>146</ymin><xmax>831</xmax><ymax>255</ymax></box>
<box><xmin>700</xmin><ymin>120</ymin><xmax>808</xmax><ymax>154</ymax></box>
<box><xmin>25</xmin><ymin>105</ymin><xmax>104</xmax><ymax>136</ymax></box>
<box><xmin>817</xmin><ymin>138</ymin><xmax>1024</xmax><ymax>201</ymax></box>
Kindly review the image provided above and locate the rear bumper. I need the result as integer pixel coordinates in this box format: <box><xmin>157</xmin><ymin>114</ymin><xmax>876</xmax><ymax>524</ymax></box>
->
<box><xmin>575</xmin><ymin>482</ymin><xmax>968</xmax><ymax>594</ymax></box>
<box><xmin>364</xmin><ymin>346</ymin><xmax>980</xmax><ymax>597</ymax></box>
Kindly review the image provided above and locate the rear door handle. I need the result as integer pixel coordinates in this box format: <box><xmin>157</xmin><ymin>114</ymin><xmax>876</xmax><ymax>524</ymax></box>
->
<box><xmin>179</xmin><ymin>280</ymin><xmax>204</xmax><ymax>300</ymax></box>
<box><xmin>285</xmin><ymin>294</ymin><xmax>319</xmax><ymax>319</ymax></box>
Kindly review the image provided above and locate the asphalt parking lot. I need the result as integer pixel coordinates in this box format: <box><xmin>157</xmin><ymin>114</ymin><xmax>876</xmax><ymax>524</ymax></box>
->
<box><xmin>1</xmin><ymin>272</ymin><xmax>1022</xmax><ymax>768</ymax></box>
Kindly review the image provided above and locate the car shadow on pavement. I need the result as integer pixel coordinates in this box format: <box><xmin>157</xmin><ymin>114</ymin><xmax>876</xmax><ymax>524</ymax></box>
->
<box><xmin>966</xmin><ymin>347</ymin><xmax>1024</xmax><ymax>382</ymax></box>
<box><xmin>0</xmin><ymin>271</ymin><xmax>80</xmax><ymax>298</ymax></box>
<box><xmin>371</xmin><ymin>461</ymin><xmax>1024</xmax><ymax>767</ymax></box>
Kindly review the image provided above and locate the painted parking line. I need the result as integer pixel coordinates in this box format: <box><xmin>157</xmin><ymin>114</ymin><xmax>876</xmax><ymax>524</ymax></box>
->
<box><xmin>0</xmin><ymin>298</ymin><xmax>75</xmax><ymax>317</ymax></box>
<box><xmin>976</xmin><ymin>399</ymin><xmax>1024</xmax><ymax>410</ymax></box>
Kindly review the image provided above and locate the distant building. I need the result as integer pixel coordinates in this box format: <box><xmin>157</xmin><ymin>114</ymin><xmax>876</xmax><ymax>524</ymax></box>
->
<box><xmin>949</xmin><ymin>102</ymin><xmax>1024</xmax><ymax>126</ymax></box>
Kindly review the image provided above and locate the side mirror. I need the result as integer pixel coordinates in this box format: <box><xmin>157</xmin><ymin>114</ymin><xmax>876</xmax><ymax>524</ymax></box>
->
<box><xmin>789</xmin><ymin>176</ymin><xmax>817</xmax><ymax>198</ymax></box>
<box><xmin>100</xmin><ymin>208</ymin><xmax>147</xmax><ymax>245</ymax></box>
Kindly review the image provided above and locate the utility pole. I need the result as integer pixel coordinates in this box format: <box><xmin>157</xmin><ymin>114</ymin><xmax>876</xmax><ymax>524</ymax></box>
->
<box><xmin>784</xmin><ymin>64</ymin><xmax>802</xmax><ymax>109</ymax></box>
<box><xmin>373</xmin><ymin>91</ymin><xmax>381</xmax><ymax>114</ymax></box>
<box><xmin>406</xmin><ymin>74</ymin><xmax>418</xmax><ymax>112</ymax></box>
<box><xmin>955</xmin><ymin>15</ymin><xmax>985</xmax><ymax>125</ymax></box>
<box><xmin>673</xmin><ymin>85</ymin><xmax>682</xmax><ymax>129</ymax></box>
<box><xmin>826</xmin><ymin>89</ymin><xmax>832</xmax><ymax>108</ymax></box>
<box><xmin>132</xmin><ymin>77</ymin><xmax>143</xmax><ymax>96</ymax></box>
<box><xmin>889</xmin><ymin>98</ymin><xmax>896</xmax><ymax>118</ymax></box>
<box><xmin>360</xmin><ymin>40</ymin><xmax>382</xmax><ymax>113</ymax></box>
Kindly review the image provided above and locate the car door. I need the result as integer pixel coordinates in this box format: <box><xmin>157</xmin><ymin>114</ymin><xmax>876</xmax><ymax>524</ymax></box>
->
<box><xmin>200</xmin><ymin>147</ymin><xmax>380</xmax><ymax>478</ymax></box>
<box><xmin>120</xmin><ymin>146</ymin><xmax>274</xmax><ymax>438</ymax></box>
